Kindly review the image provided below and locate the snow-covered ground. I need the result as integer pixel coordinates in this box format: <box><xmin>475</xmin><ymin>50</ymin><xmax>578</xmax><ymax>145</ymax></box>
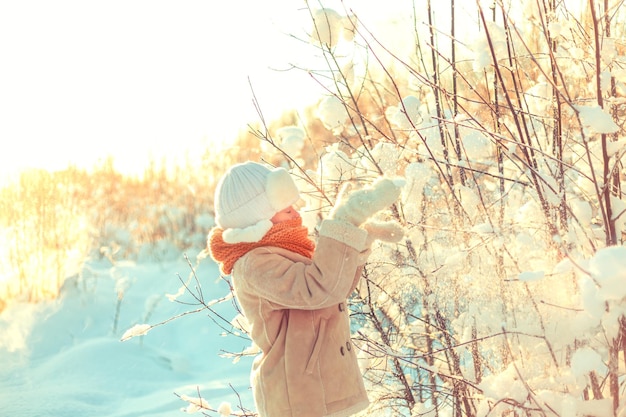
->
<box><xmin>0</xmin><ymin>255</ymin><xmax>253</xmax><ymax>417</ymax></box>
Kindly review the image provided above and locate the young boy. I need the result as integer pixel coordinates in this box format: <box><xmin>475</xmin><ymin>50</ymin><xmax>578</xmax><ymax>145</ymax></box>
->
<box><xmin>208</xmin><ymin>161</ymin><xmax>402</xmax><ymax>417</ymax></box>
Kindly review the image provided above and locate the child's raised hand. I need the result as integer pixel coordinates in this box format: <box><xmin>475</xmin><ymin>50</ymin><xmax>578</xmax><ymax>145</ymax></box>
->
<box><xmin>329</xmin><ymin>178</ymin><xmax>403</xmax><ymax>226</ymax></box>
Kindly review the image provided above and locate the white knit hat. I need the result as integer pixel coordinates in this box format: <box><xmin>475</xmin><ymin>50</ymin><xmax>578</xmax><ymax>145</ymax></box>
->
<box><xmin>214</xmin><ymin>161</ymin><xmax>300</xmax><ymax>243</ymax></box>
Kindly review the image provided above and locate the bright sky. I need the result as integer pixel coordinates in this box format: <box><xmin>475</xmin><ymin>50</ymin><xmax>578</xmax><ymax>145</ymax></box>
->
<box><xmin>0</xmin><ymin>0</ymin><xmax>491</xmax><ymax>179</ymax></box>
<box><xmin>0</xmin><ymin>0</ymin><xmax>328</xmax><ymax>178</ymax></box>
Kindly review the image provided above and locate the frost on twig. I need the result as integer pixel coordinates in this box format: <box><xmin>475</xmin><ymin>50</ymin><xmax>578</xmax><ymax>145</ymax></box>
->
<box><xmin>176</xmin><ymin>387</ymin><xmax>256</xmax><ymax>416</ymax></box>
<box><xmin>119</xmin><ymin>323</ymin><xmax>151</xmax><ymax>341</ymax></box>
<box><xmin>178</xmin><ymin>392</ymin><xmax>211</xmax><ymax>413</ymax></box>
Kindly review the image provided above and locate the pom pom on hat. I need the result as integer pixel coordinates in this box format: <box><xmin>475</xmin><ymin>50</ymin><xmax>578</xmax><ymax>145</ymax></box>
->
<box><xmin>214</xmin><ymin>161</ymin><xmax>300</xmax><ymax>243</ymax></box>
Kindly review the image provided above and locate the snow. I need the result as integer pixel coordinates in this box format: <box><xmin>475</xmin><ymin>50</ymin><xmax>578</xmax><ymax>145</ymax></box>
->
<box><xmin>179</xmin><ymin>394</ymin><xmax>212</xmax><ymax>414</ymax></box>
<box><xmin>517</xmin><ymin>270</ymin><xmax>545</xmax><ymax>282</ymax></box>
<box><xmin>588</xmin><ymin>246</ymin><xmax>626</xmax><ymax>301</ymax></box>
<box><xmin>570</xmin><ymin>347</ymin><xmax>606</xmax><ymax>378</ymax></box>
<box><xmin>120</xmin><ymin>324</ymin><xmax>152</xmax><ymax>342</ymax></box>
<box><xmin>360</xmin><ymin>142</ymin><xmax>404</xmax><ymax>177</ymax></box>
<box><xmin>570</xmin><ymin>199</ymin><xmax>593</xmax><ymax>226</ymax></box>
<box><xmin>276</xmin><ymin>126</ymin><xmax>306</xmax><ymax>158</ymax></box>
<box><xmin>0</xmin><ymin>256</ymin><xmax>253</xmax><ymax>417</ymax></box>
<box><xmin>461</xmin><ymin>130</ymin><xmax>494</xmax><ymax>161</ymax></box>
<box><xmin>217</xmin><ymin>401</ymin><xmax>233</xmax><ymax>416</ymax></box>
<box><xmin>318</xmin><ymin>146</ymin><xmax>356</xmax><ymax>184</ymax></box>
<box><xmin>385</xmin><ymin>96</ymin><xmax>422</xmax><ymax>130</ymax></box>
<box><xmin>310</xmin><ymin>8</ymin><xmax>353</xmax><ymax>48</ymax></box>
<box><xmin>574</xmin><ymin>104</ymin><xmax>620</xmax><ymax>134</ymax></box>
<box><xmin>317</xmin><ymin>95</ymin><xmax>350</xmax><ymax>134</ymax></box>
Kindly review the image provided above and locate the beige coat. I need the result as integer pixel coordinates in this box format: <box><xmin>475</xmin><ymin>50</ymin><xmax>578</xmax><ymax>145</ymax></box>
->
<box><xmin>232</xmin><ymin>219</ymin><xmax>371</xmax><ymax>417</ymax></box>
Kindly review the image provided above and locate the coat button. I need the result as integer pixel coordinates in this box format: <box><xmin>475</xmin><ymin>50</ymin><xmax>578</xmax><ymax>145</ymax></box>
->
<box><xmin>338</xmin><ymin>303</ymin><xmax>344</xmax><ymax>312</ymax></box>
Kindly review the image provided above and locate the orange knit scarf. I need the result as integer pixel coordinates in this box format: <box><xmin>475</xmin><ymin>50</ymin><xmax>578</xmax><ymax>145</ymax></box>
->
<box><xmin>208</xmin><ymin>218</ymin><xmax>315</xmax><ymax>275</ymax></box>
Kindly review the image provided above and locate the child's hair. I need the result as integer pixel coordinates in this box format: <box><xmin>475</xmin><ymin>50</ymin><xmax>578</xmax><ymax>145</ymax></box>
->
<box><xmin>214</xmin><ymin>161</ymin><xmax>300</xmax><ymax>243</ymax></box>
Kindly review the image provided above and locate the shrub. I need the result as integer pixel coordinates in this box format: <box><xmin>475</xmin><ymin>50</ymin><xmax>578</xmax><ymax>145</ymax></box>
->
<box><xmin>202</xmin><ymin>1</ymin><xmax>626</xmax><ymax>415</ymax></box>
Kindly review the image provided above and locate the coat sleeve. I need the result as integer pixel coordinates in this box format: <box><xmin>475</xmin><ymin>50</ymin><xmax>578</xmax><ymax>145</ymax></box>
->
<box><xmin>233</xmin><ymin>219</ymin><xmax>370</xmax><ymax>310</ymax></box>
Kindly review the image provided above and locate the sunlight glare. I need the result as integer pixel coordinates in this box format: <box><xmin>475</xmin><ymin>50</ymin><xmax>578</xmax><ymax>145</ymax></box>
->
<box><xmin>0</xmin><ymin>0</ymin><xmax>322</xmax><ymax>179</ymax></box>
<box><xmin>0</xmin><ymin>0</ymin><xmax>517</xmax><ymax>180</ymax></box>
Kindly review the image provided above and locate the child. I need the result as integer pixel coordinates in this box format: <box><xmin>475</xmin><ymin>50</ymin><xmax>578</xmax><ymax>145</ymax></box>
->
<box><xmin>208</xmin><ymin>161</ymin><xmax>402</xmax><ymax>417</ymax></box>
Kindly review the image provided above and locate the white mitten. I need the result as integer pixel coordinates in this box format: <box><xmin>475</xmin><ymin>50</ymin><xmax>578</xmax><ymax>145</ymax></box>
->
<box><xmin>363</xmin><ymin>220</ymin><xmax>405</xmax><ymax>246</ymax></box>
<box><xmin>329</xmin><ymin>178</ymin><xmax>402</xmax><ymax>226</ymax></box>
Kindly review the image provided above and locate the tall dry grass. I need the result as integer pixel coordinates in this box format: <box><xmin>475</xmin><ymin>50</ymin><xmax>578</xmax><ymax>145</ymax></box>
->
<box><xmin>0</xmin><ymin>152</ymin><xmax>236</xmax><ymax>307</ymax></box>
<box><xmin>0</xmin><ymin>167</ymin><xmax>93</xmax><ymax>303</ymax></box>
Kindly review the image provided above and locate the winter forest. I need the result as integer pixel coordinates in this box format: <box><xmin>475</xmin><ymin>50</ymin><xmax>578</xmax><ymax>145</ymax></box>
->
<box><xmin>2</xmin><ymin>0</ymin><xmax>626</xmax><ymax>416</ymax></box>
